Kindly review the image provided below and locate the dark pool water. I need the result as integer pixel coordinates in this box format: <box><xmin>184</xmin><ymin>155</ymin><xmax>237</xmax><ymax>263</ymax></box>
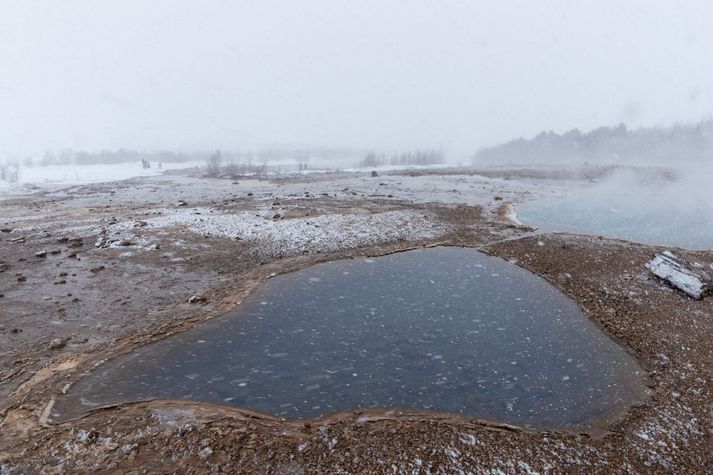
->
<box><xmin>52</xmin><ymin>247</ymin><xmax>648</xmax><ymax>429</ymax></box>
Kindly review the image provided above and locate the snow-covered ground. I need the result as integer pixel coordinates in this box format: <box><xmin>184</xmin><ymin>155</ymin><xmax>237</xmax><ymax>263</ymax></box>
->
<box><xmin>145</xmin><ymin>206</ymin><xmax>448</xmax><ymax>256</ymax></box>
<box><xmin>0</xmin><ymin>161</ymin><xmax>201</xmax><ymax>192</ymax></box>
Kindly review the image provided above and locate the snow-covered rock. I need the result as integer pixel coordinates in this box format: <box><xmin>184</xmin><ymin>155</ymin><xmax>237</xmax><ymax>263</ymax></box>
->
<box><xmin>645</xmin><ymin>251</ymin><xmax>711</xmax><ymax>299</ymax></box>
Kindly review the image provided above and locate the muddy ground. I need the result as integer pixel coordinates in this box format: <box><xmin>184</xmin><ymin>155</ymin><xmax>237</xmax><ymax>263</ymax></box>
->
<box><xmin>0</xmin><ymin>168</ymin><xmax>711</xmax><ymax>473</ymax></box>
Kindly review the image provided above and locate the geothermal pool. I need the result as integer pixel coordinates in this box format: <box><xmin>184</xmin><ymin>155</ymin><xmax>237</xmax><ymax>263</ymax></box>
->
<box><xmin>52</xmin><ymin>247</ymin><xmax>648</xmax><ymax>429</ymax></box>
<box><xmin>517</xmin><ymin>187</ymin><xmax>713</xmax><ymax>250</ymax></box>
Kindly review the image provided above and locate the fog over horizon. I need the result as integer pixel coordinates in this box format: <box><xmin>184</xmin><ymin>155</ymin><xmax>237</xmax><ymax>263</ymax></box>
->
<box><xmin>1</xmin><ymin>1</ymin><xmax>712</xmax><ymax>160</ymax></box>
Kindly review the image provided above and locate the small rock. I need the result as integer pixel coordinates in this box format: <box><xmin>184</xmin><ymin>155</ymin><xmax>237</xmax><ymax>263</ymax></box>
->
<box><xmin>188</xmin><ymin>294</ymin><xmax>208</xmax><ymax>304</ymax></box>
<box><xmin>49</xmin><ymin>338</ymin><xmax>66</xmax><ymax>350</ymax></box>
<box><xmin>371</xmin><ymin>170</ymin><xmax>378</xmax><ymax>177</ymax></box>
<box><xmin>35</xmin><ymin>250</ymin><xmax>47</xmax><ymax>258</ymax></box>
<box><xmin>0</xmin><ymin>228</ymin><xmax>13</xmax><ymax>233</ymax></box>
<box><xmin>177</xmin><ymin>200</ymin><xmax>188</xmax><ymax>207</ymax></box>
<box><xmin>89</xmin><ymin>265</ymin><xmax>106</xmax><ymax>273</ymax></box>
<box><xmin>68</xmin><ymin>237</ymin><xmax>83</xmax><ymax>248</ymax></box>
<box><xmin>11</xmin><ymin>237</ymin><xmax>25</xmax><ymax>244</ymax></box>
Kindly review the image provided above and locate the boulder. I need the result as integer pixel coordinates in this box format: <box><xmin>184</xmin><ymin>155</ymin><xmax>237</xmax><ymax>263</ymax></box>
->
<box><xmin>646</xmin><ymin>251</ymin><xmax>712</xmax><ymax>299</ymax></box>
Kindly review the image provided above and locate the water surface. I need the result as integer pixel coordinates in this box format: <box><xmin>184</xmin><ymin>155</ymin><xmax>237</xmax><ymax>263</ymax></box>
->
<box><xmin>53</xmin><ymin>247</ymin><xmax>648</xmax><ymax>429</ymax></box>
<box><xmin>518</xmin><ymin>186</ymin><xmax>713</xmax><ymax>250</ymax></box>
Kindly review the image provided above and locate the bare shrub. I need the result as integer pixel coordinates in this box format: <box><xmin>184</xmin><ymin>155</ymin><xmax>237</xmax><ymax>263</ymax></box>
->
<box><xmin>205</xmin><ymin>150</ymin><xmax>223</xmax><ymax>177</ymax></box>
<box><xmin>0</xmin><ymin>163</ymin><xmax>19</xmax><ymax>183</ymax></box>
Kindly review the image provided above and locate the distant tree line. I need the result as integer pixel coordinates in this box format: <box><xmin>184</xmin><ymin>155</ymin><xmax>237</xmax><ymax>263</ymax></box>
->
<box><xmin>15</xmin><ymin>147</ymin><xmax>362</xmax><ymax>169</ymax></box>
<box><xmin>359</xmin><ymin>149</ymin><xmax>445</xmax><ymax>168</ymax></box>
<box><xmin>473</xmin><ymin>120</ymin><xmax>713</xmax><ymax>165</ymax></box>
<box><xmin>30</xmin><ymin>149</ymin><xmax>206</xmax><ymax>167</ymax></box>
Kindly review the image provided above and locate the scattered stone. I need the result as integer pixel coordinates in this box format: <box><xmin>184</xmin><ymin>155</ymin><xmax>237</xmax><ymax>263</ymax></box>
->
<box><xmin>17</xmin><ymin>275</ymin><xmax>26</xmax><ymax>282</ymax></box>
<box><xmin>646</xmin><ymin>251</ymin><xmax>712</xmax><ymax>300</ymax></box>
<box><xmin>49</xmin><ymin>338</ymin><xmax>66</xmax><ymax>350</ymax></box>
<box><xmin>56</xmin><ymin>236</ymin><xmax>69</xmax><ymax>243</ymax></box>
<box><xmin>95</xmin><ymin>230</ymin><xmax>108</xmax><ymax>248</ymax></box>
<box><xmin>90</xmin><ymin>265</ymin><xmax>106</xmax><ymax>273</ymax></box>
<box><xmin>188</xmin><ymin>294</ymin><xmax>208</xmax><ymax>304</ymax></box>
<box><xmin>272</xmin><ymin>214</ymin><xmax>282</xmax><ymax>220</ymax></box>
<box><xmin>35</xmin><ymin>250</ymin><xmax>48</xmax><ymax>258</ymax></box>
<box><xmin>68</xmin><ymin>237</ymin><xmax>83</xmax><ymax>248</ymax></box>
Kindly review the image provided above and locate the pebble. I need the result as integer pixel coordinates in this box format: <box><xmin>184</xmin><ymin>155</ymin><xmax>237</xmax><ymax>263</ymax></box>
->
<box><xmin>49</xmin><ymin>338</ymin><xmax>66</xmax><ymax>350</ymax></box>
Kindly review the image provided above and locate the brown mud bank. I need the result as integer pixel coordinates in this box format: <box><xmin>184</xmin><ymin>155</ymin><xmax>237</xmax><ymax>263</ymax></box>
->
<box><xmin>1</xmin><ymin>172</ymin><xmax>712</xmax><ymax>473</ymax></box>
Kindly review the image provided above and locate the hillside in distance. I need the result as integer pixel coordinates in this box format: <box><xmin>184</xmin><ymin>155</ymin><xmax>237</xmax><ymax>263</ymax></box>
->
<box><xmin>474</xmin><ymin>120</ymin><xmax>713</xmax><ymax>166</ymax></box>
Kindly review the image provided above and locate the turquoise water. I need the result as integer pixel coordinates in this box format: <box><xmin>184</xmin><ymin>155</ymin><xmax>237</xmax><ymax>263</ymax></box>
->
<box><xmin>52</xmin><ymin>247</ymin><xmax>647</xmax><ymax>429</ymax></box>
<box><xmin>518</xmin><ymin>187</ymin><xmax>713</xmax><ymax>250</ymax></box>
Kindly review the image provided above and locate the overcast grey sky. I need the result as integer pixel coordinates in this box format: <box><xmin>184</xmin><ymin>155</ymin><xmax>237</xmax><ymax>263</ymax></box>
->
<box><xmin>1</xmin><ymin>0</ymin><xmax>712</xmax><ymax>158</ymax></box>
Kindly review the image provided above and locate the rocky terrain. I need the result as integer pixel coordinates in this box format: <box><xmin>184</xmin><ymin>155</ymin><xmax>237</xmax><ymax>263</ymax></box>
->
<box><xmin>1</xmin><ymin>167</ymin><xmax>711</xmax><ymax>473</ymax></box>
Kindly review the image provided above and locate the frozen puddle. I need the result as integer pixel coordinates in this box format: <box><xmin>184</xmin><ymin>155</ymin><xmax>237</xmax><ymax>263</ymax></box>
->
<box><xmin>52</xmin><ymin>247</ymin><xmax>648</xmax><ymax>429</ymax></box>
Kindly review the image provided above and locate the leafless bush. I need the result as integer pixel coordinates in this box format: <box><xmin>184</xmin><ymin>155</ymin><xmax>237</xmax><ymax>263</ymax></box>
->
<box><xmin>205</xmin><ymin>150</ymin><xmax>223</xmax><ymax>177</ymax></box>
<box><xmin>206</xmin><ymin>152</ymin><xmax>268</xmax><ymax>178</ymax></box>
<box><xmin>0</xmin><ymin>163</ymin><xmax>19</xmax><ymax>183</ymax></box>
<box><xmin>359</xmin><ymin>152</ymin><xmax>387</xmax><ymax>168</ymax></box>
